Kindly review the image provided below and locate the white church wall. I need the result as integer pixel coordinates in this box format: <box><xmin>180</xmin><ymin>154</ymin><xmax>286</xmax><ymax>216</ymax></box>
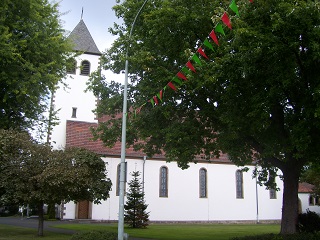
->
<box><xmin>85</xmin><ymin>157</ymin><xmax>285</xmax><ymax>222</ymax></box>
<box><xmin>64</xmin><ymin>202</ymin><xmax>76</xmax><ymax>219</ymax></box>
<box><xmin>299</xmin><ymin>193</ymin><xmax>320</xmax><ymax>214</ymax></box>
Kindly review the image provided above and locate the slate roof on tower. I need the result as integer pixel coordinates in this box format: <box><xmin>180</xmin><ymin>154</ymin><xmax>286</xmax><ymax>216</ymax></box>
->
<box><xmin>68</xmin><ymin>19</ymin><xmax>101</xmax><ymax>55</ymax></box>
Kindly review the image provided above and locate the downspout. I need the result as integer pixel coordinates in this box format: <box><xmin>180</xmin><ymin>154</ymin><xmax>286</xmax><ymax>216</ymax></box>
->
<box><xmin>142</xmin><ymin>156</ymin><xmax>146</xmax><ymax>193</ymax></box>
<box><xmin>256</xmin><ymin>171</ymin><xmax>260</xmax><ymax>224</ymax></box>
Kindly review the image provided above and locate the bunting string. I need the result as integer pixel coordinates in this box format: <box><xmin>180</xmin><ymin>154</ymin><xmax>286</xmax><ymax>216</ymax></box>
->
<box><xmin>129</xmin><ymin>0</ymin><xmax>253</xmax><ymax>116</ymax></box>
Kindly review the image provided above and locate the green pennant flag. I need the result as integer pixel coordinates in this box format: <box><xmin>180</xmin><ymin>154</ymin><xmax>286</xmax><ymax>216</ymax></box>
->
<box><xmin>229</xmin><ymin>0</ymin><xmax>240</xmax><ymax>17</ymax></box>
<box><xmin>203</xmin><ymin>39</ymin><xmax>215</xmax><ymax>51</ymax></box>
<box><xmin>215</xmin><ymin>23</ymin><xmax>225</xmax><ymax>36</ymax></box>
<box><xmin>181</xmin><ymin>66</ymin><xmax>191</xmax><ymax>75</ymax></box>
<box><xmin>150</xmin><ymin>98</ymin><xmax>155</xmax><ymax>107</ymax></box>
<box><xmin>192</xmin><ymin>54</ymin><xmax>202</xmax><ymax>65</ymax></box>
<box><xmin>172</xmin><ymin>77</ymin><xmax>183</xmax><ymax>86</ymax></box>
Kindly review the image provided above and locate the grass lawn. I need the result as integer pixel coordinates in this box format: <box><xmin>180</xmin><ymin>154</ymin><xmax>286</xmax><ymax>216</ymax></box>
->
<box><xmin>54</xmin><ymin>223</ymin><xmax>281</xmax><ymax>240</ymax></box>
<box><xmin>0</xmin><ymin>225</ymin><xmax>70</xmax><ymax>240</ymax></box>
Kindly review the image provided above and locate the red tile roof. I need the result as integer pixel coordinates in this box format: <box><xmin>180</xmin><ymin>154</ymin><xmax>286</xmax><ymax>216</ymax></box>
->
<box><xmin>65</xmin><ymin>120</ymin><xmax>232</xmax><ymax>164</ymax></box>
<box><xmin>298</xmin><ymin>182</ymin><xmax>315</xmax><ymax>193</ymax></box>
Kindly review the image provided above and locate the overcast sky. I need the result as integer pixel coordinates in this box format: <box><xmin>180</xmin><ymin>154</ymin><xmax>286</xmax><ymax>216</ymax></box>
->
<box><xmin>57</xmin><ymin>0</ymin><xmax>123</xmax><ymax>81</ymax></box>
<box><xmin>58</xmin><ymin>0</ymin><xmax>121</xmax><ymax>52</ymax></box>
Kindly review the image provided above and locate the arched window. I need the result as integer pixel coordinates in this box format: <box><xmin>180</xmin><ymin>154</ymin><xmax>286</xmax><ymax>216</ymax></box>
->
<box><xmin>66</xmin><ymin>58</ymin><xmax>77</xmax><ymax>74</ymax></box>
<box><xmin>80</xmin><ymin>60</ymin><xmax>90</xmax><ymax>75</ymax></box>
<box><xmin>236</xmin><ymin>170</ymin><xmax>244</xmax><ymax>199</ymax></box>
<box><xmin>309</xmin><ymin>195</ymin><xmax>315</xmax><ymax>206</ymax></box>
<box><xmin>159</xmin><ymin>166</ymin><xmax>168</xmax><ymax>197</ymax></box>
<box><xmin>199</xmin><ymin>168</ymin><xmax>207</xmax><ymax>198</ymax></box>
<box><xmin>269</xmin><ymin>188</ymin><xmax>277</xmax><ymax>199</ymax></box>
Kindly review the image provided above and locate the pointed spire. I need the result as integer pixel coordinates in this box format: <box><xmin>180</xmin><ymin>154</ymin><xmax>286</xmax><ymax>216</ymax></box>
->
<box><xmin>81</xmin><ymin>7</ymin><xmax>84</xmax><ymax>20</ymax></box>
<box><xmin>68</xmin><ymin>19</ymin><xmax>101</xmax><ymax>55</ymax></box>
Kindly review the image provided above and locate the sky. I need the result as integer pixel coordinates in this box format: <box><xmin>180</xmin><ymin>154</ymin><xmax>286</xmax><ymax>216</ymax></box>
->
<box><xmin>57</xmin><ymin>0</ymin><xmax>124</xmax><ymax>82</ymax></box>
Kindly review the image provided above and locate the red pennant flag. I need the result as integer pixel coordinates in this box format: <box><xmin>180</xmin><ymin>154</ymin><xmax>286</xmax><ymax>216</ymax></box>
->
<box><xmin>177</xmin><ymin>72</ymin><xmax>187</xmax><ymax>81</ymax></box>
<box><xmin>221</xmin><ymin>12</ymin><xmax>232</xmax><ymax>29</ymax></box>
<box><xmin>209</xmin><ymin>30</ymin><xmax>219</xmax><ymax>46</ymax></box>
<box><xmin>197</xmin><ymin>47</ymin><xmax>209</xmax><ymax>60</ymax></box>
<box><xmin>135</xmin><ymin>107</ymin><xmax>141</xmax><ymax>115</ymax></box>
<box><xmin>158</xmin><ymin>89</ymin><xmax>163</xmax><ymax>101</ymax></box>
<box><xmin>167</xmin><ymin>82</ymin><xmax>177</xmax><ymax>91</ymax></box>
<box><xmin>186</xmin><ymin>61</ymin><xmax>196</xmax><ymax>73</ymax></box>
<box><xmin>249</xmin><ymin>0</ymin><xmax>253</xmax><ymax>2</ymax></box>
<box><xmin>153</xmin><ymin>96</ymin><xmax>159</xmax><ymax>105</ymax></box>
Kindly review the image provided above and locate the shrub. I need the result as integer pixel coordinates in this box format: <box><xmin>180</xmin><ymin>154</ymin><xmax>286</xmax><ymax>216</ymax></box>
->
<box><xmin>47</xmin><ymin>203</ymin><xmax>56</xmax><ymax>219</ymax></box>
<box><xmin>231</xmin><ymin>232</ymin><xmax>320</xmax><ymax>240</ymax></box>
<box><xmin>298</xmin><ymin>209</ymin><xmax>320</xmax><ymax>233</ymax></box>
<box><xmin>70</xmin><ymin>230</ymin><xmax>117</xmax><ymax>240</ymax></box>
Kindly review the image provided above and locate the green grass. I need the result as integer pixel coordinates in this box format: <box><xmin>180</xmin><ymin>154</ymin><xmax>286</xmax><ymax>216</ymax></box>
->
<box><xmin>0</xmin><ymin>225</ymin><xmax>70</xmax><ymax>240</ymax></box>
<box><xmin>54</xmin><ymin>223</ymin><xmax>280</xmax><ymax>240</ymax></box>
<box><xmin>0</xmin><ymin>222</ymin><xmax>280</xmax><ymax>240</ymax></box>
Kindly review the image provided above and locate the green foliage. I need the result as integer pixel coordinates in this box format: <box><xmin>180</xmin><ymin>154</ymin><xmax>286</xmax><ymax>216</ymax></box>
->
<box><xmin>232</xmin><ymin>232</ymin><xmax>320</xmax><ymax>240</ymax></box>
<box><xmin>47</xmin><ymin>203</ymin><xmax>56</xmax><ymax>219</ymax></box>
<box><xmin>298</xmin><ymin>210</ymin><xmax>320</xmax><ymax>233</ymax></box>
<box><xmin>0</xmin><ymin>129</ymin><xmax>112</xmax><ymax>206</ymax></box>
<box><xmin>301</xmin><ymin>164</ymin><xmax>320</xmax><ymax>196</ymax></box>
<box><xmin>0</xmin><ymin>0</ymin><xmax>74</xmax><ymax>130</ymax></box>
<box><xmin>0</xmin><ymin>129</ymin><xmax>112</xmax><ymax>235</ymax></box>
<box><xmin>70</xmin><ymin>231</ymin><xmax>117</xmax><ymax>240</ymax></box>
<box><xmin>89</xmin><ymin>0</ymin><xmax>320</xmax><ymax>234</ymax></box>
<box><xmin>124</xmin><ymin>171</ymin><xmax>149</xmax><ymax>228</ymax></box>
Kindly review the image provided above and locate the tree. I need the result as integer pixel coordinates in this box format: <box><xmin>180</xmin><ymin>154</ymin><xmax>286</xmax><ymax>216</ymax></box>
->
<box><xmin>124</xmin><ymin>171</ymin><xmax>149</xmax><ymax>228</ymax></box>
<box><xmin>301</xmin><ymin>163</ymin><xmax>320</xmax><ymax>196</ymax></box>
<box><xmin>0</xmin><ymin>129</ymin><xmax>112</xmax><ymax>236</ymax></box>
<box><xmin>89</xmin><ymin>0</ymin><xmax>320</xmax><ymax>234</ymax></box>
<box><xmin>0</xmin><ymin>0</ymin><xmax>74</xmax><ymax>130</ymax></box>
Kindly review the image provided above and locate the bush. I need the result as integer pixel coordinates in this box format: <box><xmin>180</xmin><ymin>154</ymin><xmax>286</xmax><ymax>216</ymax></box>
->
<box><xmin>298</xmin><ymin>209</ymin><xmax>320</xmax><ymax>233</ymax></box>
<box><xmin>70</xmin><ymin>230</ymin><xmax>117</xmax><ymax>240</ymax></box>
<box><xmin>231</xmin><ymin>232</ymin><xmax>320</xmax><ymax>240</ymax></box>
<box><xmin>47</xmin><ymin>203</ymin><xmax>56</xmax><ymax>219</ymax></box>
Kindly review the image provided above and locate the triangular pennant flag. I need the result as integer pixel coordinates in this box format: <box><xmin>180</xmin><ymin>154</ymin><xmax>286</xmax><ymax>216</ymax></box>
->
<box><xmin>172</xmin><ymin>77</ymin><xmax>183</xmax><ymax>86</ymax></box>
<box><xmin>177</xmin><ymin>72</ymin><xmax>187</xmax><ymax>81</ymax></box>
<box><xmin>135</xmin><ymin>103</ymin><xmax>146</xmax><ymax>116</ymax></box>
<box><xmin>197</xmin><ymin>47</ymin><xmax>209</xmax><ymax>60</ymax></box>
<box><xmin>209</xmin><ymin>30</ymin><xmax>219</xmax><ymax>46</ymax></box>
<box><xmin>167</xmin><ymin>82</ymin><xmax>177</xmax><ymax>91</ymax></box>
<box><xmin>203</xmin><ymin>39</ymin><xmax>215</xmax><ymax>51</ymax></box>
<box><xmin>186</xmin><ymin>61</ymin><xmax>196</xmax><ymax>72</ymax></box>
<box><xmin>181</xmin><ymin>66</ymin><xmax>191</xmax><ymax>75</ymax></box>
<box><xmin>215</xmin><ymin>23</ymin><xmax>225</xmax><ymax>36</ymax></box>
<box><xmin>150</xmin><ymin>98</ymin><xmax>155</xmax><ymax>107</ymax></box>
<box><xmin>221</xmin><ymin>12</ymin><xmax>232</xmax><ymax>29</ymax></box>
<box><xmin>153</xmin><ymin>96</ymin><xmax>159</xmax><ymax>105</ymax></box>
<box><xmin>157</xmin><ymin>89</ymin><xmax>163</xmax><ymax>102</ymax></box>
<box><xmin>192</xmin><ymin>54</ymin><xmax>202</xmax><ymax>65</ymax></box>
<box><xmin>135</xmin><ymin>107</ymin><xmax>141</xmax><ymax>116</ymax></box>
<box><xmin>229</xmin><ymin>0</ymin><xmax>240</xmax><ymax>17</ymax></box>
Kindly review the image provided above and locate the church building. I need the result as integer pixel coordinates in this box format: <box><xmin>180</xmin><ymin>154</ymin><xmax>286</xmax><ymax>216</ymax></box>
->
<box><xmin>50</xmin><ymin>19</ymin><xmax>318</xmax><ymax>222</ymax></box>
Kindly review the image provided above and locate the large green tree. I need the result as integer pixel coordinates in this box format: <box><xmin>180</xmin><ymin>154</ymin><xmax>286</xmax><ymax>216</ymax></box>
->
<box><xmin>89</xmin><ymin>0</ymin><xmax>320</xmax><ymax>234</ymax></box>
<box><xmin>0</xmin><ymin>129</ymin><xmax>112</xmax><ymax>236</ymax></box>
<box><xmin>0</xmin><ymin>0</ymin><xmax>73</xmax><ymax>130</ymax></box>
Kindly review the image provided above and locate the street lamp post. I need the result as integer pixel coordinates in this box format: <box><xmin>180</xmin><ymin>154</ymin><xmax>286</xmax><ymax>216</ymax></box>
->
<box><xmin>118</xmin><ymin>1</ymin><xmax>149</xmax><ymax>239</ymax></box>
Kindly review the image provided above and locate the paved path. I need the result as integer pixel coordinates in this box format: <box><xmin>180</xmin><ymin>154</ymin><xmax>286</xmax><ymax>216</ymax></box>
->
<box><xmin>0</xmin><ymin>217</ymin><xmax>154</xmax><ymax>240</ymax></box>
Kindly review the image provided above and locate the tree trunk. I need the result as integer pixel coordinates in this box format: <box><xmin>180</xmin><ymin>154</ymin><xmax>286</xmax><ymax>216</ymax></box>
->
<box><xmin>280</xmin><ymin>166</ymin><xmax>300</xmax><ymax>234</ymax></box>
<box><xmin>37</xmin><ymin>201</ymin><xmax>44</xmax><ymax>236</ymax></box>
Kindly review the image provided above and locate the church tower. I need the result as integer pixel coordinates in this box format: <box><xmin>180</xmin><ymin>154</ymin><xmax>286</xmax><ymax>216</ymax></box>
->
<box><xmin>50</xmin><ymin>19</ymin><xmax>101</xmax><ymax>150</ymax></box>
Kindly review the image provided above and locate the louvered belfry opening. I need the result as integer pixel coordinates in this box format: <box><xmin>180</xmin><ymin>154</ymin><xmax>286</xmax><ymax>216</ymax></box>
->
<box><xmin>80</xmin><ymin>60</ymin><xmax>90</xmax><ymax>75</ymax></box>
